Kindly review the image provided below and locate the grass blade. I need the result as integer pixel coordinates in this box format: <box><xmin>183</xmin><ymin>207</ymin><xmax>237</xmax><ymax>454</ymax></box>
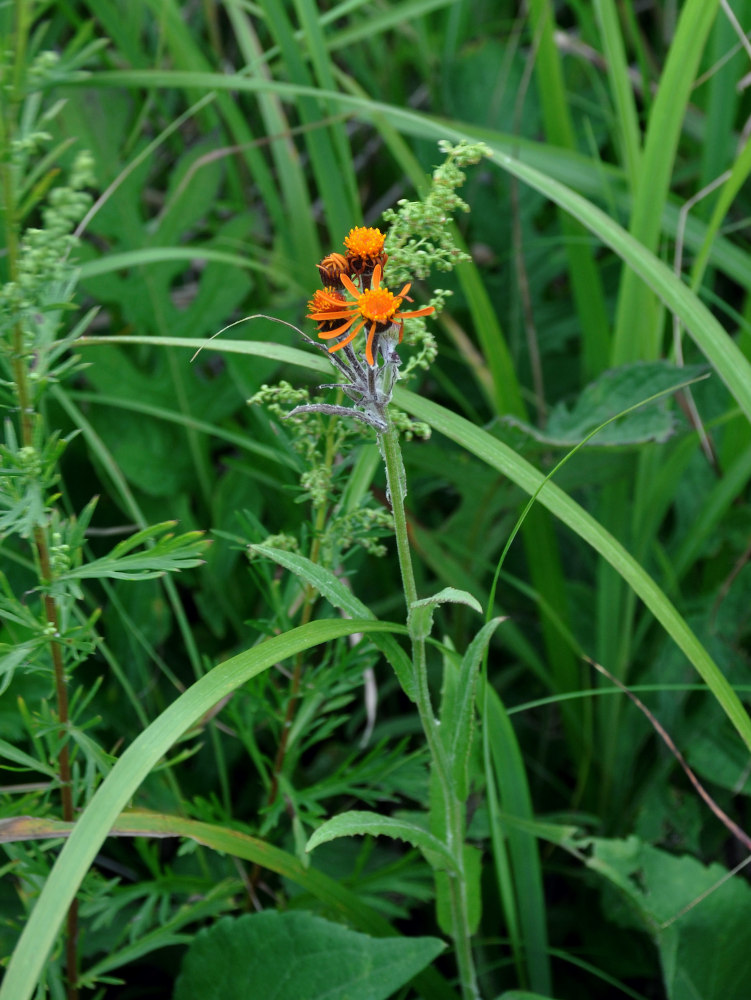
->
<box><xmin>0</xmin><ymin>619</ymin><xmax>400</xmax><ymax>1000</ymax></box>
<box><xmin>612</xmin><ymin>0</ymin><xmax>722</xmax><ymax>361</ymax></box>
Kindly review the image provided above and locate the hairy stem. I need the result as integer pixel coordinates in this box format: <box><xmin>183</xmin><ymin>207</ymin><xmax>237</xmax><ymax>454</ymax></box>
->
<box><xmin>380</xmin><ymin>418</ymin><xmax>480</xmax><ymax>1000</ymax></box>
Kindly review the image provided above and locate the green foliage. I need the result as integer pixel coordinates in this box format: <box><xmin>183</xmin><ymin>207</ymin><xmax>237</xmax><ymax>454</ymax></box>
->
<box><xmin>2</xmin><ymin>3</ymin><xmax>751</xmax><ymax>1000</ymax></box>
<box><xmin>505</xmin><ymin>362</ymin><xmax>709</xmax><ymax>447</ymax></box>
<box><xmin>307</xmin><ymin>810</ymin><xmax>453</xmax><ymax>869</ymax></box>
<box><xmin>409</xmin><ymin>585</ymin><xmax>483</xmax><ymax>640</ymax></box>
<box><xmin>173</xmin><ymin>911</ymin><xmax>445</xmax><ymax>1000</ymax></box>
<box><xmin>587</xmin><ymin>836</ymin><xmax>751</xmax><ymax>1000</ymax></box>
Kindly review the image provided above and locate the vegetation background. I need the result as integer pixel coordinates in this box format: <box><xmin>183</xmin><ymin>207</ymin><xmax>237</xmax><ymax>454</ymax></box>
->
<box><xmin>2</xmin><ymin>1</ymin><xmax>751</xmax><ymax>999</ymax></box>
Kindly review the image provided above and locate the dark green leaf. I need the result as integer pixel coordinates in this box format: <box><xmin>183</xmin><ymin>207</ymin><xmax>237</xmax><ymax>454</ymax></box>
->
<box><xmin>307</xmin><ymin>809</ymin><xmax>452</xmax><ymax>870</ymax></box>
<box><xmin>587</xmin><ymin>836</ymin><xmax>751</xmax><ymax>1000</ymax></box>
<box><xmin>503</xmin><ymin>362</ymin><xmax>707</xmax><ymax>447</ymax></box>
<box><xmin>173</xmin><ymin>911</ymin><xmax>445</xmax><ymax>1000</ymax></box>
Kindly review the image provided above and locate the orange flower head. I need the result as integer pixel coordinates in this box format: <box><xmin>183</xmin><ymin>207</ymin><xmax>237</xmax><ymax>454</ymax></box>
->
<box><xmin>344</xmin><ymin>226</ymin><xmax>385</xmax><ymax>260</ymax></box>
<box><xmin>357</xmin><ymin>286</ymin><xmax>403</xmax><ymax>325</ymax></box>
<box><xmin>317</xmin><ymin>252</ymin><xmax>350</xmax><ymax>288</ymax></box>
<box><xmin>343</xmin><ymin>226</ymin><xmax>388</xmax><ymax>281</ymax></box>
<box><xmin>307</xmin><ymin>264</ymin><xmax>434</xmax><ymax>366</ymax></box>
<box><xmin>307</xmin><ymin>287</ymin><xmax>348</xmax><ymax>335</ymax></box>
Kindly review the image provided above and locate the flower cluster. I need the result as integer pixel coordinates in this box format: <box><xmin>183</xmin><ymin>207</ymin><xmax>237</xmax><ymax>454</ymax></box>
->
<box><xmin>307</xmin><ymin>227</ymin><xmax>434</xmax><ymax>367</ymax></box>
<box><xmin>287</xmin><ymin>227</ymin><xmax>435</xmax><ymax>433</ymax></box>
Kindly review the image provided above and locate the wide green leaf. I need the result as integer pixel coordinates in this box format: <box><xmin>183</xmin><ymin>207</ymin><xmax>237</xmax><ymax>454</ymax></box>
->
<box><xmin>504</xmin><ymin>362</ymin><xmax>707</xmax><ymax>447</ymax></box>
<box><xmin>587</xmin><ymin>836</ymin><xmax>751</xmax><ymax>1000</ymax></box>
<box><xmin>173</xmin><ymin>911</ymin><xmax>445</xmax><ymax>1000</ymax></box>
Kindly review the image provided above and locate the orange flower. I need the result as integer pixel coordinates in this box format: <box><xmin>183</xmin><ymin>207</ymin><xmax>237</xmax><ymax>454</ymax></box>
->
<box><xmin>343</xmin><ymin>226</ymin><xmax>388</xmax><ymax>280</ymax></box>
<box><xmin>316</xmin><ymin>252</ymin><xmax>350</xmax><ymax>287</ymax></box>
<box><xmin>307</xmin><ymin>264</ymin><xmax>434</xmax><ymax>365</ymax></box>
<box><xmin>306</xmin><ymin>287</ymin><xmax>348</xmax><ymax>333</ymax></box>
<box><xmin>344</xmin><ymin>226</ymin><xmax>385</xmax><ymax>259</ymax></box>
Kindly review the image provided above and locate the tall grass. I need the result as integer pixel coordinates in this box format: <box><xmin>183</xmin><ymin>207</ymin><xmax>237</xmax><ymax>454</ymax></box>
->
<box><xmin>2</xmin><ymin>2</ymin><xmax>751</xmax><ymax>999</ymax></box>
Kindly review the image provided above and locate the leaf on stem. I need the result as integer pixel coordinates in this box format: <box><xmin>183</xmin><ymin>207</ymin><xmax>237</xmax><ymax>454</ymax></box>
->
<box><xmin>306</xmin><ymin>809</ymin><xmax>453</xmax><ymax>870</ymax></box>
<box><xmin>435</xmin><ymin>844</ymin><xmax>483</xmax><ymax>937</ymax></box>
<box><xmin>409</xmin><ymin>586</ymin><xmax>483</xmax><ymax>641</ymax></box>
<box><xmin>440</xmin><ymin>618</ymin><xmax>506</xmax><ymax>801</ymax></box>
<box><xmin>174</xmin><ymin>911</ymin><xmax>445</xmax><ymax>1000</ymax></box>
<box><xmin>249</xmin><ymin>542</ymin><xmax>416</xmax><ymax>700</ymax></box>
<box><xmin>55</xmin><ymin>521</ymin><xmax>209</xmax><ymax>581</ymax></box>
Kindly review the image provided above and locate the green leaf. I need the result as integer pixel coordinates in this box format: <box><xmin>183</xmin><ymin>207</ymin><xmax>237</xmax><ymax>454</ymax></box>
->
<box><xmin>409</xmin><ymin>586</ymin><xmax>483</xmax><ymax>641</ymax></box>
<box><xmin>504</xmin><ymin>362</ymin><xmax>708</xmax><ymax>447</ymax></box>
<box><xmin>306</xmin><ymin>809</ymin><xmax>452</xmax><ymax>870</ymax></box>
<box><xmin>0</xmin><ymin>738</ymin><xmax>57</xmax><ymax>778</ymax></box>
<box><xmin>58</xmin><ymin>522</ymin><xmax>209</xmax><ymax>581</ymax></box>
<box><xmin>0</xmin><ymin>810</ymin><xmax>457</xmax><ymax>1000</ymax></box>
<box><xmin>441</xmin><ymin>619</ymin><xmax>505</xmax><ymax>801</ymax></box>
<box><xmin>587</xmin><ymin>836</ymin><xmax>751</xmax><ymax>1000</ymax></box>
<box><xmin>484</xmin><ymin>687</ymin><xmax>555</xmax><ymax>994</ymax></box>
<box><xmin>612</xmin><ymin>0</ymin><xmax>722</xmax><ymax>361</ymax></box>
<box><xmin>0</xmin><ymin>619</ymin><xmax>401</xmax><ymax>1000</ymax></box>
<box><xmin>173</xmin><ymin>911</ymin><xmax>445</xmax><ymax>1000</ymax></box>
<box><xmin>250</xmin><ymin>542</ymin><xmax>416</xmax><ymax>700</ymax></box>
<box><xmin>0</xmin><ymin>641</ymin><xmax>44</xmax><ymax>695</ymax></box>
<box><xmin>436</xmin><ymin>844</ymin><xmax>482</xmax><ymax>936</ymax></box>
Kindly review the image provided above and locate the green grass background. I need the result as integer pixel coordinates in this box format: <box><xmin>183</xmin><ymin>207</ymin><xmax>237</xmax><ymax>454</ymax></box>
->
<box><xmin>2</xmin><ymin>2</ymin><xmax>751</xmax><ymax>999</ymax></box>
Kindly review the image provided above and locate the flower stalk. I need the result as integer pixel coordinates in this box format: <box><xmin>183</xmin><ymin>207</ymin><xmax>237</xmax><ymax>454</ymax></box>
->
<box><xmin>280</xmin><ymin>150</ymin><xmax>491</xmax><ymax>993</ymax></box>
<box><xmin>380</xmin><ymin>417</ymin><xmax>480</xmax><ymax>1000</ymax></box>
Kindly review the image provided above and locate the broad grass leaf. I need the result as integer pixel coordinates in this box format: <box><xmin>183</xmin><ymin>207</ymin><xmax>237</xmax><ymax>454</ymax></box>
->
<box><xmin>174</xmin><ymin>911</ymin><xmax>445</xmax><ymax>1000</ymax></box>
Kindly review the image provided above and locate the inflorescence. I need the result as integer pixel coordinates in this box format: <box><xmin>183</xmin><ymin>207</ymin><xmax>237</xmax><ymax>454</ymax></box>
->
<box><xmin>288</xmin><ymin>226</ymin><xmax>435</xmax><ymax>433</ymax></box>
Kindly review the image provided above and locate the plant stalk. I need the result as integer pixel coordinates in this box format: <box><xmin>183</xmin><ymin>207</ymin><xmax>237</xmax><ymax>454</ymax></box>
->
<box><xmin>380</xmin><ymin>418</ymin><xmax>480</xmax><ymax>1000</ymax></box>
<box><xmin>1</xmin><ymin>17</ymin><xmax>79</xmax><ymax>993</ymax></box>
<box><xmin>267</xmin><ymin>410</ymin><xmax>339</xmax><ymax>808</ymax></box>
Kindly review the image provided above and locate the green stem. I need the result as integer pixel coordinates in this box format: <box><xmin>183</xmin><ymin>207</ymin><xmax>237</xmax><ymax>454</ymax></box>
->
<box><xmin>266</xmin><ymin>411</ymin><xmax>340</xmax><ymax>807</ymax></box>
<box><xmin>380</xmin><ymin>417</ymin><xmax>480</xmax><ymax>1000</ymax></box>
<box><xmin>1</xmin><ymin>14</ymin><xmax>79</xmax><ymax>996</ymax></box>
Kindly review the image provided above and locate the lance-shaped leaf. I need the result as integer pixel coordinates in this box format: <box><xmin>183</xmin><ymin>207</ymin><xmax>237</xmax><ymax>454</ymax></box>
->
<box><xmin>306</xmin><ymin>809</ymin><xmax>452</xmax><ymax>870</ymax></box>
<box><xmin>409</xmin><ymin>587</ymin><xmax>483</xmax><ymax>641</ymax></box>
<box><xmin>250</xmin><ymin>542</ymin><xmax>416</xmax><ymax>700</ymax></box>
<box><xmin>440</xmin><ymin>618</ymin><xmax>505</xmax><ymax>801</ymax></box>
